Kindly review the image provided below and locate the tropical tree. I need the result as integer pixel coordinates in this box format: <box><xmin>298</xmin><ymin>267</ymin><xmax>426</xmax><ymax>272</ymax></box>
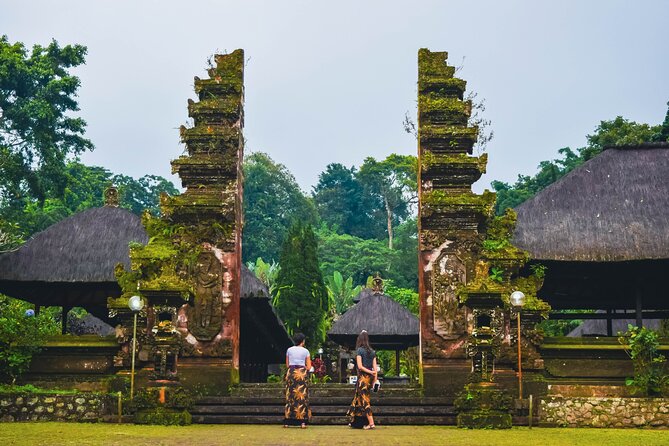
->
<box><xmin>316</xmin><ymin>225</ymin><xmax>395</xmax><ymax>286</ymax></box>
<box><xmin>312</xmin><ymin>163</ymin><xmax>381</xmax><ymax>239</ymax></box>
<box><xmin>316</xmin><ymin>223</ymin><xmax>418</xmax><ymax>291</ymax></box>
<box><xmin>243</xmin><ymin>152</ymin><xmax>316</xmax><ymax>263</ymax></box>
<box><xmin>652</xmin><ymin>102</ymin><xmax>669</xmax><ymax>142</ymax></box>
<box><xmin>357</xmin><ymin>154</ymin><xmax>417</xmax><ymax>249</ymax></box>
<box><xmin>0</xmin><ymin>162</ymin><xmax>178</xmax><ymax>240</ymax></box>
<box><xmin>384</xmin><ymin>282</ymin><xmax>419</xmax><ymax>316</ymax></box>
<box><xmin>0</xmin><ymin>36</ymin><xmax>93</xmax><ymax>204</ymax></box>
<box><xmin>112</xmin><ymin>173</ymin><xmax>179</xmax><ymax>216</ymax></box>
<box><xmin>391</xmin><ymin>217</ymin><xmax>419</xmax><ymax>290</ymax></box>
<box><xmin>274</xmin><ymin>222</ymin><xmax>329</xmax><ymax>348</ymax></box>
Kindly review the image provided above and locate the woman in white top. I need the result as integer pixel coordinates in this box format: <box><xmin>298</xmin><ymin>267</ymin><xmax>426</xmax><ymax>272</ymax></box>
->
<box><xmin>284</xmin><ymin>333</ymin><xmax>312</xmax><ymax>428</ymax></box>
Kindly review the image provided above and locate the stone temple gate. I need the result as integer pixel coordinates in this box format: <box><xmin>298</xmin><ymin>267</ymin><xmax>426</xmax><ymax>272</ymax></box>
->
<box><xmin>113</xmin><ymin>50</ymin><xmax>246</xmax><ymax>390</ymax></box>
<box><xmin>417</xmin><ymin>49</ymin><xmax>493</xmax><ymax>391</ymax></box>
<box><xmin>111</xmin><ymin>48</ymin><xmax>512</xmax><ymax>395</ymax></box>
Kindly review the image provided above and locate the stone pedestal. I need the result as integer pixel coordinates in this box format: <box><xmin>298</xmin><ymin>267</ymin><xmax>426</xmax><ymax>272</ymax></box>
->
<box><xmin>455</xmin><ymin>382</ymin><xmax>512</xmax><ymax>429</ymax></box>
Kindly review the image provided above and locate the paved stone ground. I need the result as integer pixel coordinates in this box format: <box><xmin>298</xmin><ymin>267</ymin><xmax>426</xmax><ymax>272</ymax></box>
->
<box><xmin>1</xmin><ymin>423</ymin><xmax>669</xmax><ymax>446</ymax></box>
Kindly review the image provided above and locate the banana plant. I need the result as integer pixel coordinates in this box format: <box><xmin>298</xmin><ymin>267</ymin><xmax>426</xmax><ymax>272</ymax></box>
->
<box><xmin>325</xmin><ymin>271</ymin><xmax>362</xmax><ymax>317</ymax></box>
<box><xmin>247</xmin><ymin>257</ymin><xmax>281</xmax><ymax>297</ymax></box>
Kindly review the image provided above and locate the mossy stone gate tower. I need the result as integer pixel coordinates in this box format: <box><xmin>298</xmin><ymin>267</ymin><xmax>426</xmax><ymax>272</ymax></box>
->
<box><xmin>114</xmin><ymin>50</ymin><xmax>245</xmax><ymax>393</ymax></box>
<box><xmin>417</xmin><ymin>49</ymin><xmax>496</xmax><ymax>395</ymax></box>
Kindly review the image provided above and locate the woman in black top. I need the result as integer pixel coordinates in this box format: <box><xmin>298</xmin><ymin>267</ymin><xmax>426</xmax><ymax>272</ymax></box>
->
<box><xmin>347</xmin><ymin>330</ymin><xmax>377</xmax><ymax>429</ymax></box>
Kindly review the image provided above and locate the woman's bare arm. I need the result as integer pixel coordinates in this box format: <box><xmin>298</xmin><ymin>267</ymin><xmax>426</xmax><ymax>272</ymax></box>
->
<box><xmin>372</xmin><ymin>357</ymin><xmax>378</xmax><ymax>378</ymax></box>
<box><xmin>306</xmin><ymin>355</ymin><xmax>312</xmax><ymax>370</ymax></box>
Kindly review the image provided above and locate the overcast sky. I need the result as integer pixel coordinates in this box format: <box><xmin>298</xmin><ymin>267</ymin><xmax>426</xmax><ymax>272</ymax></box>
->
<box><xmin>2</xmin><ymin>0</ymin><xmax>668</xmax><ymax>193</ymax></box>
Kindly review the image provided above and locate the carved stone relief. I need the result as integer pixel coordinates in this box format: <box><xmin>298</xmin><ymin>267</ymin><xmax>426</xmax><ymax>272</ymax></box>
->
<box><xmin>432</xmin><ymin>251</ymin><xmax>468</xmax><ymax>338</ymax></box>
<box><xmin>188</xmin><ymin>251</ymin><xmax>224</xmax><ymax>341</ymax></box>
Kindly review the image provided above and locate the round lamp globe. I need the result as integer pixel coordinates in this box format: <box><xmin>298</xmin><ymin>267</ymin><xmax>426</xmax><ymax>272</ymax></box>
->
<box><xmin>128</xmin><ymin>295</ymin><xmax>144</xmax><ymax>312</ymax></box>
<box><xmin>510</xmin><ymin>290</ymin><xmax>526</xmax><ymax>308</ymax></box>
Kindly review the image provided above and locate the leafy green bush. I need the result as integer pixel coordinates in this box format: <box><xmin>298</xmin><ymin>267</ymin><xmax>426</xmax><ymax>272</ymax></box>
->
<box><xmin>618</xmin><ymin>325</ymin><xmax>669</xmax><ymax>396</ymax></box>
<box><xmin>266</xmin><ymin>374</ymin><xmax>282</xmax><ymax>383</ymax></box>
<box><xmin>0</xmin><ymin>295</ymin><xmax>59</xmax><ymax>383</ymax></box>
<box><xmin>384</xmin><ymin>283</ymin><xmax>419</xmax><ymax>316</ymax></box>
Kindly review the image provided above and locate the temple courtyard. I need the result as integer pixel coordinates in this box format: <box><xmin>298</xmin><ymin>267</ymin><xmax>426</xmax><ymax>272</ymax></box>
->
<box><xmin>0</xmin><ymin>424</ymin><xmax>668</xmax><ymax>446</ymax></box>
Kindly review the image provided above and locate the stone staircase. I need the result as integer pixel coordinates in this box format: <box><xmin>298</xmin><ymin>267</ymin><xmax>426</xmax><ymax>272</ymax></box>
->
<box><xmin>191</xmin><ymin>383</ymin><xmax>457</xmax><ymax>425</ymax></box>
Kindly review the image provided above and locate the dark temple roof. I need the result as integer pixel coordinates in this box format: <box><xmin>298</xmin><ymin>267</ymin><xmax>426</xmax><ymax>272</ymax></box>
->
<box><xmin>0</xmin><ymin>206</ymin><xmax>147</xmax><ymax>283</ymax></box>
<box><xmin>328</xmin><ymin>288</ymin><xmax>419</xmax><ymax>350</ymax></box>
<box><xmin>513</xmin><ymin>143</ymin><xmax>669</xmax><ymax>262</ymax></box>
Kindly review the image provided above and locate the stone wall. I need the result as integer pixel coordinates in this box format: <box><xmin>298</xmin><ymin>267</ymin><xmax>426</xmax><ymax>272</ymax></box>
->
<box><xmin>0</xmin><ymin>393</ymin><xmax>111</xmax><ymax>422</ymax></box>
<box><xmin>541</xmin><ymin>396</ymin><xmax>669</xmax><ymax>428</ymax></box>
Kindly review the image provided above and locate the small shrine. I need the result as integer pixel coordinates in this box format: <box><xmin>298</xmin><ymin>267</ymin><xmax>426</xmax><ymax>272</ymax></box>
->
<box><xmin>328</xmin><ymin>277</ymin><xmax>419</xmax><ymax>380</ymax></box>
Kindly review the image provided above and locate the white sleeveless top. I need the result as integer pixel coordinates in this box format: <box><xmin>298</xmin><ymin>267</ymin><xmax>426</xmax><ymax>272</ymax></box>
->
<box><xmin>286</xmin><ymin>346</ymin><xmax>310</xmax><ymax>366</ymax></box>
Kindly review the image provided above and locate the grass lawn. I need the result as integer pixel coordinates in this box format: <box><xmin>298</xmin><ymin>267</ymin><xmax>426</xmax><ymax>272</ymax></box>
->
<box><xmin>1</xmin><ymin>424</ymin><xmax>669</xmax><ymax>446</ymax></box>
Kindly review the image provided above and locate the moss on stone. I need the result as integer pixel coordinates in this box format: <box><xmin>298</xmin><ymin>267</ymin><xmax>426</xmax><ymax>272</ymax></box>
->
<box><xmin>419</xmin><ymin>76</ymin><xmax>467</xmax><ymax>95</ymax></box>
<box><xmin>171</xmin><ymin>153</ymin><xmax>237</xmax><ymax>167</ymax></box>
<box><xmin>194</xmin><ymin>77</ymin><xmax>243</xmax><ymax>98</ymax></box>
<box><xmin>180</xmin><ymin>124</ymin><xmax>241</xmax><ymax>142</ymax></box>
<box><xmin>418</xmin><ymin>48</ymin><xmax>454</xmax><ymax>76</ymax></box>
<box><xmin>420</xmin><ymin>124</ymin><xmax>478</xmax><ymax>140</ymax></box>
<box><xmin>213</xmin><ymin>49</ymin><xmax>244</xmax><ymax>74</ymax></box>
<box><xmin>419</xmin><ymin>95</ymin><xmax>471</xmax><ymax>115</ymax></box>
<box><xmin>421</xmin><ymin>152</ymin><xmax>488</xmax><ymax>173</ymax></box>
<box><xmin>422</xmin><ymin>190</ymin><xmax>496</xmax><ymax>213</ymax></box>
<box><xmin>188</xmin><ymin>96</ymin><xmax>242</xmax><ymax>118</ymax></box>
<box><xmin>454</xmin><ymin>383</ymin><xmax>513</xmax><ymax>429</ymax></box>
<box><xmin>115</xmin><ymin>212</ymin><xmax>204</xmax><ymax>298</ymax></box>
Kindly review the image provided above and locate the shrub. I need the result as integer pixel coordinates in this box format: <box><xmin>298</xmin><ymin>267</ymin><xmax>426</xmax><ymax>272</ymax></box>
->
<box><xmin>0</xmin><ymin>295</ymin><xmax>59</xmax><ymax>383</ymax></box>
<box><xmin>618</xmin><ymin>325</ymin><xmax>669</xmax><ymax>396</ymax></box>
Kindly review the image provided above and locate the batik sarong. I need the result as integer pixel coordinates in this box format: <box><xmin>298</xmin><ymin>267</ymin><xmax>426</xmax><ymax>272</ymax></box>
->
<box><xmin>347</xmin><ymin>371</ymin><xmax>373</xmax><ymax>428</ymax></box>
<box><xmin>284</xmin><ymin>366</ymin><xmax>311</xmax><ymax>425</ymax></box>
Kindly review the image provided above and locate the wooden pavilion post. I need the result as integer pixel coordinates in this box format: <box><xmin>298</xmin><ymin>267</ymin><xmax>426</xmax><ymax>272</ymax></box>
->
<box><xmin>61</xmin><ymin>306</ymin><xmax>70</xmax><ymax>335</ymax></box>
<box><xmin>635</xmin><ymin>279</ymin><xmax>643</xmax><ymax>328</ymax></box>
<box><xmin>606</xmin><ymin>309</ymin><xmax>613</xmax><ymax>336</ymax></box>
<box><xmin>395</xmin><ymin>349</ymin><xmax>401</xmax><ymax>377</ymax></box>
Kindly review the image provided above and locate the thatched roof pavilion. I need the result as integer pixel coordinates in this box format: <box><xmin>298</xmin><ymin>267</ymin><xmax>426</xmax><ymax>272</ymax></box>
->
<box><xmin>328</xmin><ymin>288</ymin><xmax>419</xmax><ymax>350</ymax></box>
<box><xmin>0</xmin><ymin>205</ymin><xmax>147</xmax><ymax>324</ymax></box>
<box><xmin>328</xmin><ymin>287</ymin><xmax>418</xmax><ymax>376</ymax></box>
<box><xmin>512</xmin><ymin>142</ymin><xmax>669</xmax><ymax>333</ymax></box>
<box><xmin>0</xmin><ymin>203</ymin><xmax>292</xmax><ymax>373</ymax></box>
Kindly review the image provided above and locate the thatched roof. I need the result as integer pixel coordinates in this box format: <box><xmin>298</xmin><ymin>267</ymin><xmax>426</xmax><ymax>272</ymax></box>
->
<box><xmin>328</xmin><ymin>288</ymin><xmax>419</xmax><ymax>350</ymax></box>
<box><xmin>513</xmin><ymin>143</ymin><xmax>669</xmax><ymax>262</ymax></box>
<box><xmin>241</xmin><ymin>265</ymin><xmax>270</xmax><ymax>298</ymax></box>
<box><xmin>0</xmin><ymin>206</ymin><xmax>147</xmax><ymax>283</ymax></box>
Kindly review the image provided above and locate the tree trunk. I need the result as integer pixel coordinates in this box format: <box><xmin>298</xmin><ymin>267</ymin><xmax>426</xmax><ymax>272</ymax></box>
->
<box><xmin>384</xmin><ymin>195</ymin><xmax>393</xmax><ymax>250</ymax></box>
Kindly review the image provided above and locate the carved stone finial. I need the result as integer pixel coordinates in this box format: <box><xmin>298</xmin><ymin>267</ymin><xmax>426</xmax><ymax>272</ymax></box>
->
<box><xmin>372</xmin><ymin>273</ymin><xmax>384</xmax><ymax>294</ymax></box>
<box><xmin>104</xmin><ymin>186</ymin><xmax>120</xmax><ymax>207</ymax></box>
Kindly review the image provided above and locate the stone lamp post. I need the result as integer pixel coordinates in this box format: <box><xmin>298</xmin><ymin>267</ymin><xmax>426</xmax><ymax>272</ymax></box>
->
<box><xmin>510</xmin><ymin>290</ymin><xmax>526</xmax><ymax>400</ymax></box>
<box><xmin>128</xmin><ymin>295</ymin><xmax>144</xmax><ymax>400</ymax></box>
